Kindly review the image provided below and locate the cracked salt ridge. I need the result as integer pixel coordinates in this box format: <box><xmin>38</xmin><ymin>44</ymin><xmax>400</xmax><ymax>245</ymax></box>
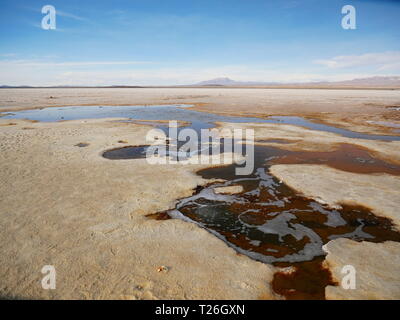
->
<box><xmin>2</xmin><ymin>104</ymin><xmax>400</xmax><ymax>141</ymax></box>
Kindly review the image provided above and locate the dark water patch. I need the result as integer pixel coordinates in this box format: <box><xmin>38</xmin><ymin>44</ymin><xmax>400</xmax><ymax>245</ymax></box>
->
<box><xmin>0</xmin><ymin>112</ymin><xmax>15</xmax><ymax>118</ymax></box>
<box><xmin>193</xmin><ymin>185</ymin><xmax>206</xmax><ymax>195</ymax></box>
<box><xmin>101</xmin><ymin>137</ymin><xmax>243</xmax><ymax>161</ymax></box>
<box><xmin>75</xmin><ymin>143</ymin><xmax>89</xmax><ymax>147</ymax></box>
<box><xmin>102</xmin><ymin>145</ymin><xmax>149</xmax><ymax>160</ymax></box>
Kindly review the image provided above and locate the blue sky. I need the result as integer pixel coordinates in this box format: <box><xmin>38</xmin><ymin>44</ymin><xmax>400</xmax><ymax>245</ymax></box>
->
<box><xmin>0</xmin><ymin>0</ymin><xmax>400</xmax><ymax>85</ymax></box>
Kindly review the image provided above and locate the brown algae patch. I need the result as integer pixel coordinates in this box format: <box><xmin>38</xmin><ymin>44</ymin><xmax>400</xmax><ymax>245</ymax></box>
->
<box><xmin>268</xmin><ymin>143</ymin><xmax>400</xmax><ymax>176</ymax></box>
<box><xmin>156</xmin><ymin>143</ymin><xmax>400</xmax><ymax>299</ymax></box>
<box><xmin>256</xmin><ymin>138</ymin><xmax>299</xmax><ymax>144</ymax></box>
<box><xmin>174</xmin><ymin>168</ymin><xmax>400</xmax><ymax>299</ymax></box>
<box><xmin>146</xmin><ymin>211</ymin><xmax>172</xmax><ymax>220</ymax></box>
<box><xmin>272</xmin><ymin>257</ymin><xmax>337</xmax><ymax>300</ymax></box>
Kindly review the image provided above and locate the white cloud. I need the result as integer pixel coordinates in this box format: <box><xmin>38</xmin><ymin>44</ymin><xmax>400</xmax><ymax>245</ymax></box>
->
<box><xmin>23</xmin><ymin>6</ymin><xmax>88</xmax><ymax>22</ymax></box>
<box><xmin>0</xmin><ymin>59</ymin><xmax>398</xmax><ymax>86</ymax></box>
<box><xmin>314</xmin><ymin>51</ymin><xmax>400</xmax><ymax>71</ymax></box>
<box><xmin>57</xmin><ymin>10</ymin><xmax>87</xmax><ymax>22</ymax></box>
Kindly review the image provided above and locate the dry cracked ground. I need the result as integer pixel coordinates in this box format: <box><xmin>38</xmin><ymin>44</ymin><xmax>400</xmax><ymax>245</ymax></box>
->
<box><xmin>0</xmin><ymin>88</ymin><xmax>399</xmax><ymax>299</ymax></box>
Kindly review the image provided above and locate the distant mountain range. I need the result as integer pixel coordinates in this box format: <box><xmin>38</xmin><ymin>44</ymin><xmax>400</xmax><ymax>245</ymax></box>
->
<box><xmin>0</xmin><ymin>85</ymin><xmax>34</xmax><ymax>88</ymax></box>
<box><xmin>193</xmin><ymin>76</ymin><xmax>400</xmax><ymax>87</ymax></box>
<box><xmin>1</xmin><ymin>76</ymin><xmax>400</xmax><ymax>88</ymax></box>
<box><xmin>0</xmin><ymin>85</ymin><xmax>144</xmax><ymax>89</ymax></box>
<box><xmin>194</xmin><ymin>77</ymin><xmax>278</xmax><ymax>86</ymax></box>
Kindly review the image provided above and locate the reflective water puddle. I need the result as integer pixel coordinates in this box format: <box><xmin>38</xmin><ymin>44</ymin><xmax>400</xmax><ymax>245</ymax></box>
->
<box><xmin>2</xmin><ymin>105</ymin><xmax>400</xmax><ymax>141</ymax></box>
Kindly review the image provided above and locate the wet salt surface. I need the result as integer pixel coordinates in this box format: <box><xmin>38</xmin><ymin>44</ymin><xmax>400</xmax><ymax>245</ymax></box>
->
<box><xmin>2</xmin><ymin>104</ymin><xmax>400</xmax><ymax>141</ymax></box>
